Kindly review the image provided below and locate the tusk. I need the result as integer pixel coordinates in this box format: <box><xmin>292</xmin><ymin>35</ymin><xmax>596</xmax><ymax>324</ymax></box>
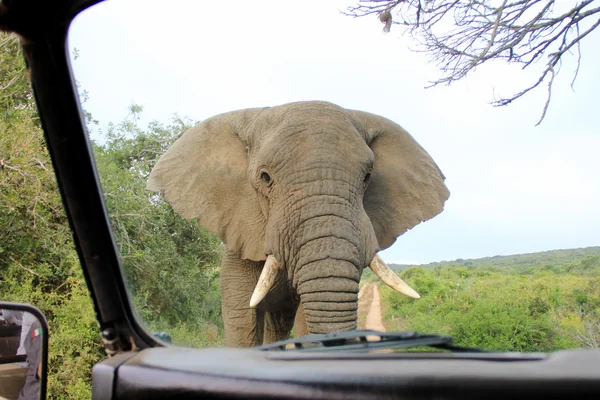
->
<box><xmin>249</xmin><ymin>255</ymin><xmax>280</xmax><ymax>308</ymax></box>
<box><xmin>369</xmin><ymin>254</ymin><xmax>421</xmax><ymax>299</ymax></box>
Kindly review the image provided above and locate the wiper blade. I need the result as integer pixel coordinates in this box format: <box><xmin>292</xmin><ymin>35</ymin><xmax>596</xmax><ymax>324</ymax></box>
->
<box><xmin>255</xmin><ymin>330</ymin><xmax>485</xmax><ymax>353</ymax></box>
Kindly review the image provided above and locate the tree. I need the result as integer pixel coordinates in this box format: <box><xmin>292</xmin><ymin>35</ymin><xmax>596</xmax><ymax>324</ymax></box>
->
<box><xmin>93</xmin><ymin>107</ymin><xmax>224</xmax><ymax>333</ymax></box>
<box><xmin>1</xmin><ymin>33</ymin><xmax>224</xmax><ymax>398</ymax></box>
<box><xmin>1</xmin><ymin>33</ymin><xmax>105</xmax><ymax>399</ymax></box>
<box><xmin>345</xmin><ymin>1</ymin><xmax>600</xmax><ymax>125</ymax></box>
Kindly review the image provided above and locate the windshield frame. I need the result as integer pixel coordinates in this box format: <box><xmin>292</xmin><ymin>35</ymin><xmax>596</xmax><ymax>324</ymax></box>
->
<box><xmin>2</xmin><ymin>0</ymin><xmax>159</xmax><ymax>352</ymax></box>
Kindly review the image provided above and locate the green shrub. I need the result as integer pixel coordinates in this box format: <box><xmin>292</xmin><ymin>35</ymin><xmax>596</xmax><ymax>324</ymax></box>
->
<box><xmin>381</xmin><ymin>263</ymin><xmax>593</xmax><ymax>352</ymax></box>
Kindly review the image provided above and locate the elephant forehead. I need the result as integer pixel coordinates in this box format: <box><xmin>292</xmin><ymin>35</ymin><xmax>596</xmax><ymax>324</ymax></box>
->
<box><xmin>258</xmin><ymin>126</ymin><xmax>373</xmax><ymax>170</ymax></box>
<box><xmin>249</xmin><ymin>103</ymin><xmax>356</xmax><ymax>138</ymax></box>
<box><xmin>257</xmin><ymin>115</ymin><xmax>369</xmax><ymax>153</ymax></box>
<box><xmin>280</xmin><ymin>107</ymin><xmax>354</xmax><ymax>132</ymax></box>
<box><xmin>271</xmin><ymin>100</ymin><xmax>347</xmax><ymax>116</ymax></box>
<box><xmin>244</xmin><ymin>102</ymin><xmax>374</xmax><ymax>169</ymax></box>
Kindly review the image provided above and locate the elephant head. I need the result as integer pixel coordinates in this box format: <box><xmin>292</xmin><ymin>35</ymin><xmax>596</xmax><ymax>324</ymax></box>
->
<box><xmin>147</xmin><ymin>101</ymin><xmax>449</xmax><ymax>336</ymax></box>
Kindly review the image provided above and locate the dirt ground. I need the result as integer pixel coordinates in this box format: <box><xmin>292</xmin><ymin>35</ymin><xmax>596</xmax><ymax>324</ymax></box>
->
<box><xmin>357</xmin><ymin>283</ymin><xmax>386</xmax><ymax>332</ymax></box>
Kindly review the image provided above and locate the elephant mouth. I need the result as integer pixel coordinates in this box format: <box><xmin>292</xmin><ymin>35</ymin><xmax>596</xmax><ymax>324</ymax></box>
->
<box><xmin>248</xmin><ymin>254</ymin><xmax>420</xmax><ymax>308</ymax></box>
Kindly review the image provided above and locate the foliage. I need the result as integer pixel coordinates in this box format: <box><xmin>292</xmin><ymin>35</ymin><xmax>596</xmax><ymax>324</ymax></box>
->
<box><xmin>92</xmin><ymin>106</ymin><xmax>225</xmax><ymax>346</ymax></box>
<box><xmin>345</xmin><ymin>0</ymin><xmax>600</xmax><ymax>124</ymax></box>
<box><xmin>0</xmin><ymin>33</ymin><xmax>103</xmax><ymax>399</ymax></box>
<box><xmin>1</xmin><ymin>33</ymin><xmax>224</xmax><ymax>399</ymax></box>
<box><xmin>361</xmin><ymin>267</ymin><xmax>377</xmax><ymax>283</ymax></box>
<box><xmin>0</xmin><ymin>34</ymin><xmax>34</xmax><ymax>119</ymax></box>
<box><xmin>390</xmin><ymin>246</ymin><xmax>600</xmax><ymax>271</ymax></box>
<box><xmin>381</xmin><ymin>257</ymin><xmax>600</xmax><ymax>351</ymax></box>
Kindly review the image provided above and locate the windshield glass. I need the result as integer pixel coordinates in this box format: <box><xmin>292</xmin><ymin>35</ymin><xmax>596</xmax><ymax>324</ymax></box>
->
<box><xmin>65</xmin><ymin>0</ymin><xmax>600</xmax><ymax>351</ymax></box>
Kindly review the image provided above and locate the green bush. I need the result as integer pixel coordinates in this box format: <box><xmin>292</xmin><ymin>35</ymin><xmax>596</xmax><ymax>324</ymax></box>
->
<box><xmin>381</xmin><ymin>260</ymin><xmax>599</xmax><ymax>352</ymax></box>
<box><xmin>1</xmin><ymin>33</ymin><xmax>224</xmax><ymax>398</ymax></box>
<box><xmin>92</xmin><ymin>107</ymin><xmax>225</xmax><ymax>344</ymax></box>
<box><xmin>1</xmin><ymin>33</ymin><xmax>105</xmax><ymax>399</ymax></box>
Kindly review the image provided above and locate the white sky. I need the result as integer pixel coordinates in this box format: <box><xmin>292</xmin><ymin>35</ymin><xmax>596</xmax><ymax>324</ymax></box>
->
<box><xmin>68</xmin><ymin>0</ymin><xmax>600</xmax><ymax>264</ymax></box>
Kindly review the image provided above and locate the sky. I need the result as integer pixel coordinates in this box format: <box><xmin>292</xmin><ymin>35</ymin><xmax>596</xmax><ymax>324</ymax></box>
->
<box><xmin>68</xmin><ymin>0</ymin><xmax>600</xmax><ymax>265</ymax></box>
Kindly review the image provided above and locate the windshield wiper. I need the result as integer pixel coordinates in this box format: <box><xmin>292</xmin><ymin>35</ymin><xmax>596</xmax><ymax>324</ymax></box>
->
<box><xmin>255</xmin><ymin>330</ymin><xmax>485</xmax><ymax>353</ymax></box>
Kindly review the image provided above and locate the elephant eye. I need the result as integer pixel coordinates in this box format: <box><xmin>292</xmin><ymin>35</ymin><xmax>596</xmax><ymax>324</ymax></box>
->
<box><xmin>261</xmin><ymin>172</ymin><xmax>273</xmax><ymax>185</ymax></box>
<box><xmin>364</xmin><ymin>172</ymin><xmax>372</xmax><ymax>184</ymax></box>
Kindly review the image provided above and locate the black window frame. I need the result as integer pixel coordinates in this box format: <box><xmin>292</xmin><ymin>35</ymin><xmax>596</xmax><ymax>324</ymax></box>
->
<box><xmin>1</xmin><ymin>0</ymin><xmax>158</xmax><ymax>352</ymax></box>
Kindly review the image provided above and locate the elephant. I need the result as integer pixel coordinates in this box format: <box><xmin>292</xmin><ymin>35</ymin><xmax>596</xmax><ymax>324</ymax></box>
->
<box><xmin>147</xmin><ymin>101</ymin><xmax>449</xmax><ymax>347</ymax></box>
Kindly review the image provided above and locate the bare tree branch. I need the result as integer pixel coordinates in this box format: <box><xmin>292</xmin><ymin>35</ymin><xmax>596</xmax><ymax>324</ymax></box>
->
<box><xmin>344</xmin><ymin>0</ymin><xmax>600</xmax><ymax>124</ymax></box>
<box><xmin>536</xmin><ymin>65</ymin><xmax>555</xmax><ymax>126</ymax></box>
<box><xmin>574</xmin><ymin>319</ymin><xmax>600</xmax><ymax>348</ymax></box>
<box><xmin>571</xmin><ymin>22</ymin><xmax>582</xmax><ymax>90</ymax></box>
<box><xmin>8</xmin><ymin>256</ymin><xmax>41</xmax><ymax>277</ymax></box>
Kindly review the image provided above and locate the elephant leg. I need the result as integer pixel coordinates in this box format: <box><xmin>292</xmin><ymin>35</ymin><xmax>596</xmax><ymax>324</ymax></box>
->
<box><xmin>263</xmin><ymin>308</ymin><xmax>296</xmax><ymax>344</ymax></box>
<box><xmin>293</xmin><ymin>302</ymin><xmax>309</xmax><ymax>338</ymax></box>
<box><xmin>220</xmin><ymin>248</ymin><xmax>265</xmax><ymax>347</ymax></box>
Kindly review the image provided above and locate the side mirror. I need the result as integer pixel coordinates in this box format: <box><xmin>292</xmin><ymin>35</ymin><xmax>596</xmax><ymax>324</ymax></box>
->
<box><xmin>0</xmin><ymin>303</ymin><xmax>48</xmax><ymax>400</ymax></box>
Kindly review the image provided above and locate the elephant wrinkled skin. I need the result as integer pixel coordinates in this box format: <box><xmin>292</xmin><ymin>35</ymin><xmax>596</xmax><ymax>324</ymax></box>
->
<box><xmin>147</xmin><ymin>101</ymin><xmax>449</xmax><ymax>347</ymax></box>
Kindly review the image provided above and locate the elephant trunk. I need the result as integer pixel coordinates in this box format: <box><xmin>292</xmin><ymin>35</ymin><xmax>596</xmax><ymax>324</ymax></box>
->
<box><xmin>299</xmin><ymin>273</ymin><xmax>359</xmax><ymax>334</ymax></box>
<box><xmin>292</xmin><ymin>217</ymin><xmax>363</xmax><ymax>334</ymax></box>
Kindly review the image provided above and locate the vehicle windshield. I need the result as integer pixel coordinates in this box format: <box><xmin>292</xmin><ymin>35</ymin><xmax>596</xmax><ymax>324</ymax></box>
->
<box><xmin>5</xmin><ymin>0</ymin><xmax>599</xmax><ymax>356</ymax></box>
<box><xmin>4</xmin><ymin>1</ymin><xmax>600</xmax><ymax>397</ymax></box>
<box><xmin>63</xmin><ymin>0</ymin><xmax>599</xmax><ymax>351</ymax></box>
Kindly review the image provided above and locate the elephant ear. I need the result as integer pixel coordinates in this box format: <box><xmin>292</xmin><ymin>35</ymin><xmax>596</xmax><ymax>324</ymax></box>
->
<box><xmin>147</xmin><ymin>108</ymin><xmax>268</xmax><ymax>261</ymax></box>
<box><xmin>348</xmin><ymin>110</ymin><xmax>450</xmax><ymax>250</ymax></box>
